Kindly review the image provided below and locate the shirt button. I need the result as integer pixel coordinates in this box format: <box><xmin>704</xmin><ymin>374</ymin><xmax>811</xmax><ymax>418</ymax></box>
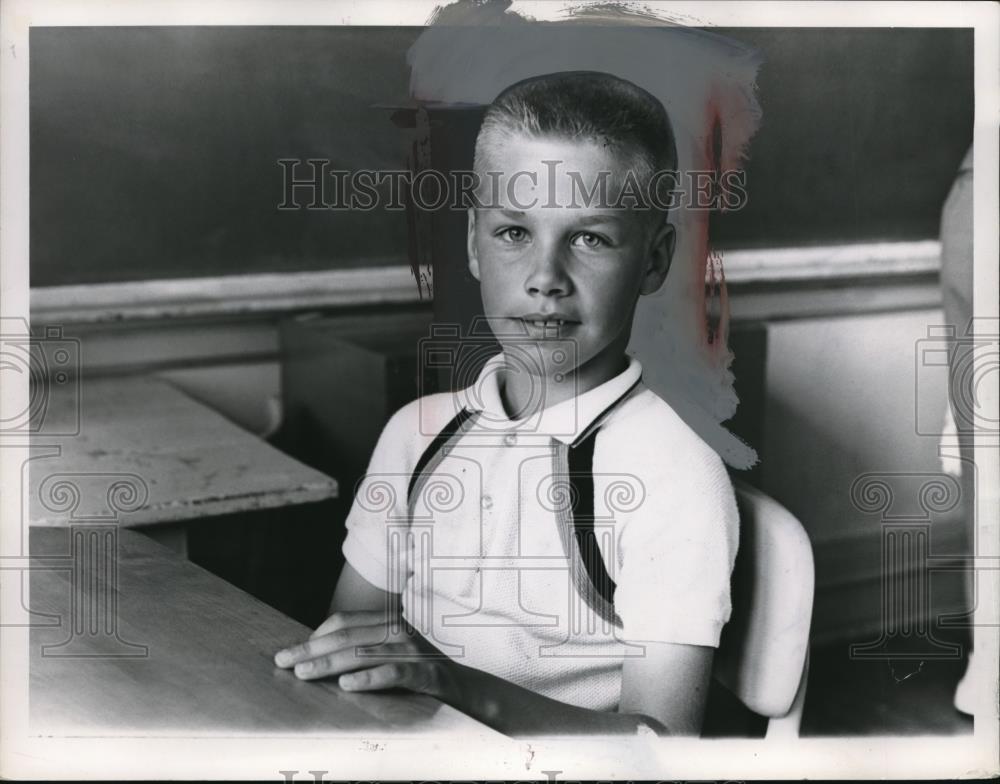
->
<box><xmin>503</xmin><ymin>433</ymin><xmax>517</xmax><ymax>446</ymax></box>
<box><xmin>481</xmin><ymin>495</ymin><xmax>493</xmax><ymax>510</ymax></box>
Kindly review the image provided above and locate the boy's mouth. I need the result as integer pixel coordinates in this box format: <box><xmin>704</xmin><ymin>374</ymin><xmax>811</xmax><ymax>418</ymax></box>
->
<box><xmin>515</xmin><ymin>313</ymin><xmax>578</xmax><ymax>338</ymax></box>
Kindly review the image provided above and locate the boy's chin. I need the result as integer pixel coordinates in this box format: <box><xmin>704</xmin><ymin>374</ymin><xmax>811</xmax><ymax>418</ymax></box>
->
<box><xmin>500</xmin><ymin>342</ymin><xmax>578</xmax><ymax>382</ymax></box>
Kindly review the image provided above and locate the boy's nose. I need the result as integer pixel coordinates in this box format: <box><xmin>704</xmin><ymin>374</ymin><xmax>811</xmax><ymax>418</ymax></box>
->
<box><xmin>524</xmin><ymin>245</ymin><xmax>571</xmax><ymax>297</ymax></box>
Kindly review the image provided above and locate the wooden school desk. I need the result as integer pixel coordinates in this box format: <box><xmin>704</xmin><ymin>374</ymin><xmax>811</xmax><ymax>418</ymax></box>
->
<box><xmin>28</xmin><ymin>526</ymin><xmax>493</xmax><ymax>735</ymax></box>
<box><xmin>27</xmin><ymin>374</ymin><xmax>339</xmax><ymax>553</ymax></box>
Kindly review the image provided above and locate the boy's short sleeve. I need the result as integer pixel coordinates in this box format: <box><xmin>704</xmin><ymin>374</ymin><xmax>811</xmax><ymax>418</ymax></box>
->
<box><xmin>341</xmin><ymin>404</ymin><xmax>418</xmax><ymax>594</ymax></box>
<box><xmin>608</xmin><ymin>435</ymin><xmax>739</xmax><ymax>649</ymax></box>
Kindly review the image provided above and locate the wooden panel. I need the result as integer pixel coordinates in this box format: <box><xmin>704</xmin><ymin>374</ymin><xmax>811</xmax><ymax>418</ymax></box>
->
<box><xmin>28</xmin><ymin>375</ymin><xmax>337</xmax><ymax>526</ymax></box>
<box><xmin>281</xmin><ymin>312</ymin><xmax>431</xmax><ymax>473</ymax></box>
<box><xmin>811</xmin><ymin>562</ymin><xmax>970</xmax><ymax>647</ymax></box>
<box><xmin>28</xmin><ymin>526</ymin><xmax>491</xmax><ymax>735</ymax></box>
<box><xmin>276</xmin><ymin>311</ymin><xmax>433</xmax><ymax>620</ymax></box>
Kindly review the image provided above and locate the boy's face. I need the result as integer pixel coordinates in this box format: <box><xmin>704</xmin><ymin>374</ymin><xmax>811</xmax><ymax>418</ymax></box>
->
<box><xmin>467</xmin><ymin>133</ymin><xmax>674</xmax><ymax>393</ymax></box>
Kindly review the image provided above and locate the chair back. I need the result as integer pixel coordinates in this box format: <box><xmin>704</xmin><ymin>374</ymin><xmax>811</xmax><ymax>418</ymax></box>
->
<box><xmin>715</xmin><ymin>480</ymin><xmax>814</xmax><ymax>718</ymax></box>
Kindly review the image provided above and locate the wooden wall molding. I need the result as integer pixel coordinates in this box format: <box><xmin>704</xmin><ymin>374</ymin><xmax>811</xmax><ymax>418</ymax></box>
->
<box><xmin>31</xmin><ymin>241</ymin><xmax>941</xmax><ymax>327</ymax></box>
<box><xmin>721</xmin><ymin>240</ymin><xmax>942</xmax><ymax>324</ymax></box>
<box><xmin>31</xmin><ymin>264</ymin><xmax>426</xmax><ymax>325</ymax></box>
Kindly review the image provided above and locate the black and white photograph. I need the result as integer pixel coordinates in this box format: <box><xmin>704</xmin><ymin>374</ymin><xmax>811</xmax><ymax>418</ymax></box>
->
<box><xmin>1</xmin><ymin>0</ymin><xmax>998</xmax><ymax>779</ymax></box>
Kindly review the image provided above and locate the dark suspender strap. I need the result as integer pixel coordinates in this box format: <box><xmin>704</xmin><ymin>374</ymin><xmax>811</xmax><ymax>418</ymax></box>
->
<box><xmin>407</xmin><ymin>407</ymin><xmax>475</xmax><ymax>504</ymax></box>
<box><xmin>569</xmin><ymin>376</ymin><xmax>643</xmax><ymax>449</ymax></box>
<box><xmin>565</xmin><ymin>374</ymin><xmax>644</xmax><ymax>612</ymax></box>
<box><xmin>568</xmin><ymin>430</ymin><xmax>617</xmax><ymax>607</ymax></box>
<box><xmin>407</xmin><ymin>374</ymin><xmax>641</xmax><ymax>616</ymax></box>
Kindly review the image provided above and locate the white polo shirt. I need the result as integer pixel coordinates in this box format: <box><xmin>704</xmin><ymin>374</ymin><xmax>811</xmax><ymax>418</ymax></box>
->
<box><xmin>343</xmin><ymin>353</ymin><xmax>739</xmax><ymax>711</ymax></box>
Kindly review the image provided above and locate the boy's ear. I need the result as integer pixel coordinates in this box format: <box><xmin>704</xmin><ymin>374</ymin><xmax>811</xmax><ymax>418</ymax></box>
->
<box><xmin>467</xmin><ymin>207</ymin><xmax>481</xmax><ymax>281</ymax></box>
<box><xmin>639</xmin><ymin>220</ymin><xmax>675</xmax><ymax>296</ymax></box>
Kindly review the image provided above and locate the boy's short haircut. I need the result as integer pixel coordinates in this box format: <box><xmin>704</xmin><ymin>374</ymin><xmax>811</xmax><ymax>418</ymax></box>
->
<box><xmin>473</xmin><ymin>70</ymin><xmax>679</xmax><ymax>215</ymax></box>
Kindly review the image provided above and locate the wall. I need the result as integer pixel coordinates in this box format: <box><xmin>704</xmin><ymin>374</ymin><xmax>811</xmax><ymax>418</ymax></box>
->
<box><xmin>58</xmin><ymin>316</ymin><xmax>284</xmax><ymax>437</ymax></box>
<box><xmin>759</xmin><ymin>308</ymin><xmax>970</xmax><ymax>644</ymax></box>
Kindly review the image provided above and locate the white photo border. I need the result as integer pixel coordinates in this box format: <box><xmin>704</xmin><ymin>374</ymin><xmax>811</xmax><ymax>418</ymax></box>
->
<box><xmin>1</xmin><ymin>0</ymin><xmax>997</xmax><ymax>779</ymax></box>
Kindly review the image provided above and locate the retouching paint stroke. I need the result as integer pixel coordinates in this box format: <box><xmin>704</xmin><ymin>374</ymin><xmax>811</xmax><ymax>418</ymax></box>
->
<box><xmin>408</xmin><ymin>0</ymin><xmax>762</xmax><ymax>468</ymax></box>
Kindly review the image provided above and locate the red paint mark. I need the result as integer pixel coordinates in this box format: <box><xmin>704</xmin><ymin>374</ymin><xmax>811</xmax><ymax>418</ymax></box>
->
<box><xmin>694</xmin><ymin>92</ymin><xmax>731</xmax><ymax>362</ymax></box>
<box><xmin>406</xmin><ymin>106</ymin><xmax>434</xmax><ymax>300</ymax></box>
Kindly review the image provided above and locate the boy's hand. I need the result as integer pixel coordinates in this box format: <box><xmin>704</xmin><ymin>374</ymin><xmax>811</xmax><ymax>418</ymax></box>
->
<box><xmin>273</xmin><ymin>610</ymin><xmax>457</xmax><ymax>699</ymax></box>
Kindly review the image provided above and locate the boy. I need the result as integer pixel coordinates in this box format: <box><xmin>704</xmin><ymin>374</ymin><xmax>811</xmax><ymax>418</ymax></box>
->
<box><xmin>275</xmin><ymin>71</ymin><xmax>739</xmax><ymax>736</ymax></box>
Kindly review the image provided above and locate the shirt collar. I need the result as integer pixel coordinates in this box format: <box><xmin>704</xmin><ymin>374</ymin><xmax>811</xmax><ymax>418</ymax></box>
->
<box><xmin>458</xmin><ymin>352</ymin><xmax>643</xmax><ymax>444</ymax></box>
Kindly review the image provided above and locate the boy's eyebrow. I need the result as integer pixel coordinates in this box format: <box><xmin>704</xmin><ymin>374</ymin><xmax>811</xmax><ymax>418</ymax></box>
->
<box><xmin>488</xmin><ymin>208</ymin><xmax>639</xmax><ymax>233</ymax></box>
<box><xmin>574</xmin><ymin>213</ymin><xmax>628</xmax><ymax>227</ymax></box>
<box><xmin>494</xmin><ymin>209</ymin><xmax>628</xmax><ymax>225</ymax></box>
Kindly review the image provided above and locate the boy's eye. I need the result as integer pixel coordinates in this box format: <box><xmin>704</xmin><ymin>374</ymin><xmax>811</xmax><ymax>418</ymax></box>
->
<box><xmin>572</xmin><ymin>232</ymin><xmax>609</xmax><ymax>249</ymax></box>
<box><xmin>496</xmin><ymin>227</ymin><xmax>529</xmax><ymax>243</ymax></box>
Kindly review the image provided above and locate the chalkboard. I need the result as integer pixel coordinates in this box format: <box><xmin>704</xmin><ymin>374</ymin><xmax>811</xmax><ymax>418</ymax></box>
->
<box><xmin>710</xmin><ymin>27</ymin><xmax>973</xmax><ymax>249</ymax></box>
<box><xmin>30</xmin><ymin>26</ymin><xmax>422</xmax><ymax>286</ymax></box>
<box><xmin>30</xmin><ymin>26</ymin><xmax>973</xmax><ymax>287</ymax></box>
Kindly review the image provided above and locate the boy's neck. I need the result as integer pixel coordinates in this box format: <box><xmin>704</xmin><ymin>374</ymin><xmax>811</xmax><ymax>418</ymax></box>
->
<box><xmin>498</xmin><ymin>351</ymin><xmax>629</xmax><ymax>421</ymax></box>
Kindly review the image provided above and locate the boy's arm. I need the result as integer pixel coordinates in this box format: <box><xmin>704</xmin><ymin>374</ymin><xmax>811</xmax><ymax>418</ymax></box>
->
<box><xmin>327</xmin><ymin>562</ymin><xmax>398</xmax><ymax>614</ymax></box>
<box><xmin>278</xmin><ymin>597</ymin><xmax>712</xmax><ymax>736</ymax></box>
<box><xmin>441</xmin><ymin>639</ymin><xmax>712</xmax><ymax>736</ymax></box>
<box><xmin>619</xmin><ymin>641</ymin><xmax>714</xmax><ymax>734</ymax></box>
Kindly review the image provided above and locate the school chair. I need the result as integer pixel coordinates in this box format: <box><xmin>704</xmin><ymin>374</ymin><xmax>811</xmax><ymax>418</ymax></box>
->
<box><xmin>712</xmin><ymin>480</ymin><xmax>815</xmax><ymax>739</ymax></box>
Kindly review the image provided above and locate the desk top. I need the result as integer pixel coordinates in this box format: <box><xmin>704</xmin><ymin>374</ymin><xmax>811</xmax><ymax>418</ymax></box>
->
<box><xmin>28</xmin><ymin>526</ymin><xmax>492</xmax><ymax>736</ymax></box>
<box><xmin>28</xmin><ymin>375</ymin><xmax>338</xmax><ymax>526</ymax></box>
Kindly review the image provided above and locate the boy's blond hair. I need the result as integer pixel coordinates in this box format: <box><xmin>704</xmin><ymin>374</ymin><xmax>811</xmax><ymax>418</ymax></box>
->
<box><xmin>473</xmin><ymin>70</ymin><xmax>678</xmax><ymax>215</ymax></box>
